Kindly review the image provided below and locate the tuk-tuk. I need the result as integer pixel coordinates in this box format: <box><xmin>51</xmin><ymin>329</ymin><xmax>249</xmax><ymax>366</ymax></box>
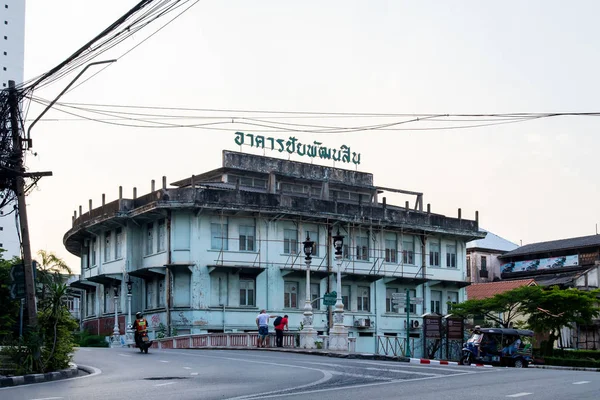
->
<box><xmin>461</xmin><ymin>327</ymin><xmax>533</xmax><ymax>368</ymax></box>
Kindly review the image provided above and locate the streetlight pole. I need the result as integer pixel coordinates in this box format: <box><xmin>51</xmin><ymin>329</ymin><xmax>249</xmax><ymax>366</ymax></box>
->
<box><xmin>126</xmin><ymin>277</ymin><xmax>134</xmax><ymax>346</ymax></box>
<box><xmin>112</xmin><ymin>284</ymin><xmax>120</xmax><ymax>347</ymax></box>
<box><xmin>329</xmin><ymin>229</ymin><xmax>348</xmax><ymax>351</ymax></box>
<box><xmin>300</xmin><ymin>235</ymin><xmax>317</xmax><ymax>349</ymax></box>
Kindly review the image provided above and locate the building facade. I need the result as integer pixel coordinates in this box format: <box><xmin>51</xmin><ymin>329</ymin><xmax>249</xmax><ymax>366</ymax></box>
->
<box><xmin>0</xmin><ymin>0</ymin><xmax>26</xmax><ymax>259</ymax></box>
<box><xmin>66</xmin><ymin>151</ymin><xmax>483</xmax><ymax>353</ymax></box>
<box><xmin>466</xmin><ymin>229</ymin><xmax>518</xmax><ymax>284</ymax></box>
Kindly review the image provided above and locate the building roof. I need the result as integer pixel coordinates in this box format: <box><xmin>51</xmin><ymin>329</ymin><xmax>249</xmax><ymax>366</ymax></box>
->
<box><xmin>499</xmin><ymin>234</ymin><xmax>600</xmax><ymax>259</ymax></box>
<box><xmin>466</xmin><ymin>279</ymin><xmax>536</xmax><ymax>300</ymax></box>
<box><xmin>467</xmin><ymin>229</ymin><xmax>518</xmax><ymax>253</ymax></box>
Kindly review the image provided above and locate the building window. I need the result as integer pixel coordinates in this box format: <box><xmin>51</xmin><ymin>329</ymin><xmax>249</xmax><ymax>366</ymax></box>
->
<box><xmin>356</xmin><ymin>235</ymin><xmax>369</xmax><ymax>261</ymax></box>
<box><xmin>104</xmin><ymin>286</ymin><xmax>112</xmax><ymax>314</ymax></box>
<box><xmin>115</xmin><ymin>228</ymin><xmax>122</xmax><ymax>259</ymax></box>
<box><xmin>430</xmin><ymin>290</ymin><xmax>442</xmax><ymax>314</ymax></box>
<box><xmin>306</xmin><ymin>230</ymin><xmax>319</xmax><ymax>257</ymax></box>
<box><xmin>357</xmin><ymin>286</ymin><xmax>370</xmax><ymax>312</ymax></box>
<box><xmin>284</xmin><ymin>281</ymin><xmax>298</xmax><ymax>308</ymax></box>
<box><xmin>86</xmin><ymin>290</ymin><xmax>95</xmax><ymax>317</ymax></box>
<box><xmin>481</xmin><ymin>255</ymin><xmax>487</xmax><ymax>270</ymax></box>
<box><xmin>342</xmin><ymin>285</ymin><xmax>351</xmax><ymax>311</ymax></box>
<box><xmin>158</xmin><ymin>279</ymin><xmax>165</xmax><ymax>308</ymax></box>
<box><xmin>91</xmin><ymin>238</ymin><xmax>97</xmax><ymax>266</ymax></box>
<box><xmin>211</xmin><ymin>223</ymin><xmax>228</xmax><ymax>250</ymax></box>
<box><xmin>283</xmin><ymin>229</ymin><xmax>298</xmax><ymax>255</ymax></box>
<box><xmin>402</xmin><ymin>237</ymin><xmax>414</xmax><ymax>264</ymax></box>
<box><xmin>145</xmin><ymin>280</ymin><xmax>154</xmax><ymax>309</ymax></box>
<box><xmin>157</xmin><ymin>219</ymin><xmax>166</xmax><ymax>252</ymax></box>
<box><xmin>240</xmin><ymin>279</ymin><xmax>255</xmax><ymax>306</ymax></box>
<box><xmin>146</xmin><ymin>223</ymin><xmax>154</xmax><ymax>255</ymax></box>
<box><xmin>386</xmin><ymin>288</ymin><xmax>398</xmax><ymax>313</ymax></box>
<box><xmin>104</xmin><ymin>232</ymin><xmax>111</xmax><ymax>262</ymax></box>
<box><xmin>447</xmin><ymin>291</ymin><xmax>459</xmax><ymax>312</ymax></box>
<box><xmin>343</xmin><ymin>244</ymin><xmax>350</xmax><ymax>259</ymax></box>
<box><xmin>466</xmin><ymin>256</ymin><xmax>471</xmax><ymax>277</ymax></box>
<box><xmin>311</xmin><ymin>283</ymin><xmax>320</xmax><ymax>309</ymax></box>
<box><xmin>429</xmin><ymin>242</ymin><xmax>440</xmax><ymax>267</ymax></box>
<box><xmin>239</xmin><ymin>225</ymin><xmax>255</xmax><ymax>251</ymax></box>
<box><xmin>446</xmin><ymin>244</ymin><xmax>456</xmax><ymax>268</ymax></box>
<box><xmin>385</xmin><ymin>239</ymin><xmax>397</xmax><ymax>263</ymax></box>
<box><xmin>404</xmin><ymin>289</ymin><xmax>416</xmax><ymax>314</ymax></box>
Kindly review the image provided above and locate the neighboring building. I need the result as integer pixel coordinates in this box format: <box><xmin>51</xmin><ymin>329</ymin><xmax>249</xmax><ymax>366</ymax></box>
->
<box><xmin>0</xmin><ymin>0</ymin><xmax>27</xmax><ymax>259</ymax></box>
<box><xmin>466</xmin><ymin>279</ymin><xmax>536</xmax><ymax>301</ymax></box>
<box><xmin>466</xmin><ymin>229</ymin><xmax>518</xmax><ymax>283</ymax></box>
<box><xmin>499</xmin><ymin>234</ymin><xmax>600</xmax><ymax>349</ymax></box>
<box><xmin>65</xmin><ymin>150</ymin><xmax>484</xmax><ymax>353</ymax></box>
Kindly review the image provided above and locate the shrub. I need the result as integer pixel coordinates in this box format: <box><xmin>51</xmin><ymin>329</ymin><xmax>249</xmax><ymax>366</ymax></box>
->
<box><xmin>544</xmin><ymin>356</ymin><xmax>600</xmax><ymax>369</ymax></box>
<box><xmin>74</xmin><ymin>330</ymin><xmax>108</xmax><ymax>348</ymax></box>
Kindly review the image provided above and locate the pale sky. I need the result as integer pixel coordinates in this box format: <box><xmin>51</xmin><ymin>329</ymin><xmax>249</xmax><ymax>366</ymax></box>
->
<box><xmin>22</xmin><ymin>0</ymin><xmax>600</xmax><ymax>271</ymax></box>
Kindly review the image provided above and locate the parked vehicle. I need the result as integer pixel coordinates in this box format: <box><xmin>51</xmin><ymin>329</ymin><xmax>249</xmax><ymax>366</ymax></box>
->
<box><xmin>136</xmin><ymin>330</ymin><xmax>152</xmax><ymax>354</ymax></box>
<box><xmin>461</xmin><ymin>327</ymin><xmax>533</xmax><ymax>368</ymax></box>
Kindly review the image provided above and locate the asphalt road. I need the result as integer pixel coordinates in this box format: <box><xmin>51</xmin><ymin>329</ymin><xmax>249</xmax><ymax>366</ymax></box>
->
<box><xmin>1</xmin><ymin>347</ymin><xmax>599</xmax><ymax>400</ymax></box>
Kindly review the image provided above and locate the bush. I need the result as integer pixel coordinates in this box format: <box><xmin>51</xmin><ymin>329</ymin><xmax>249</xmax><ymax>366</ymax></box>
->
<box><xmin>544</xmin><ymin>356</ymin><xmax>600</xmax><ymax>369</ymax></box>
<box><xmin>550</xmin><ymin>349</ymin><xmax>600</xmax><ymax>360</ymax></box>
<box><xmin>74</xmin><ymin>330</ymin><xmax>108</xmax><ymax>348</ymax></box>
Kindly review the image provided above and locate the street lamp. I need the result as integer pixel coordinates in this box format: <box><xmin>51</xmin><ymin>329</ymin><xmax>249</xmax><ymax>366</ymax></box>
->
<box><xmin>112</xmin><ymin>284</ymin><xmax>120</xmax><ymax>347</ymax></box>
<box><xmin>300</xmin><ymin>234</ymin><xmax>317</xmax><ymax>349</ymax></box>
<box><xmin>329</xmin><ymin>228</ymin><xmax>348</xmax><ymax>351</ymax></box>
<box><xmin>126</xmin><ymin>277</ymin><xmax>134</xmax><ymax>346</ymax></box>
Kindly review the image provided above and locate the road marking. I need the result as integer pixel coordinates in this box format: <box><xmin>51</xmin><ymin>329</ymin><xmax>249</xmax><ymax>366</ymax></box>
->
<box><xmin>118</xmin><ymin>353</ymin><xmax>132</xmax><ymax>357</ymax></box>
<box><xmin>29</xmin><ymin>397</ymin><xmax>63</xmax><ymax>400</ymax></box>
<box><xmin>364</xmin><ymin>367</ymin><xmax>441</xmax><ymax>377</ymax></box>
<box><xmin>159</xmin><ymin>360</ymin><xmax>170</xmax><ymax>363</ymax></box>
<box><xmin>573</xmin><ymin>381</ymin><xmax>590</xmax><ymax>385</ymax></box>
<box><xmin>154</xmin><ymin>382</ymin><xmax>176</xmax><ymax>387</ymax></box>
<box><xmin>506</xmin><ymin>393</ymin><xmax>532</xmax><ymax>398</ymax></box>
<box><xmin>183</xmin><ymin>367</ymin><xmax>192</xmax><ymax>370</ymax></box>
<box><xmin>191</xmin><ymin>372</ymin><xmax>199</xmax><ymax>376</ymax></box>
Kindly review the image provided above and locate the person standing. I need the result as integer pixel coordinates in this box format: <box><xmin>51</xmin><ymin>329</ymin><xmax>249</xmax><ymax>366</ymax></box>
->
<box><xmin>256</xmin><ymin>309</ymin><xmax>277</xmax><ymax>348</ymax></box>
<box><xmin>274</xmin><ymin>314</ymin><xmax>289</xmax><ymax>348</ymax></box>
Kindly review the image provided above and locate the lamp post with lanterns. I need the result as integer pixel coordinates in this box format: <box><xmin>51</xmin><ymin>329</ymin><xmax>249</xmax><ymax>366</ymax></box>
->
<box><xmin>126</xmin><ymin>277</ymin><xmax>134</xmax><ymax>346</ymax></box>
<box><xmin>299</xmin><ymin>235</ymin><xmax>318</xmax><ymax>349</ymax></box>
<box><xmin>329</xmin><ymin>229</ymin><xmax>348</xmax><ymax>351</ymax></box>
<box><xmin>112</xmin><ymin>284</ymin><xmax>120</xmax><ymax>347</ymax></box>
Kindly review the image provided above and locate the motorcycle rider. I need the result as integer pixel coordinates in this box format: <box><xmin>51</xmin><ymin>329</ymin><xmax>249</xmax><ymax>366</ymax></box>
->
<box><xmin>133</xmin><ymin>312</ymin><xmax>149</xmax><ymax>347</ymax></box>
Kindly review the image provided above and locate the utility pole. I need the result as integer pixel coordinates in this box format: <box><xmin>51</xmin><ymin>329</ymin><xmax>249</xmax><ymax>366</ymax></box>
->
<box><xmin>8</xmin><ymin>80</ymin><xmax>37</xmax><ymax>326</ymax></box>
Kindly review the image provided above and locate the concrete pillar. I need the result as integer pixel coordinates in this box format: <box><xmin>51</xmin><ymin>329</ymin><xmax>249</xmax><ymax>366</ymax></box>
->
<box><xmin>102</xmin><ymin>193</ymin><xmax>106</xmax><ymax>206</ymax></box>
<box><xmin>133</xmin><ymin>187</ymin><xmax>137</xmax><ymax>199</ymax></box>
<box><xmin>458</xmin><ymin>208</ymin><xmax>462</xmax><ymax>220</ymax></box>
<box><xmin>79</xmin><ymin>205</ymin><xmax>82</xmax><ymax>217</ymax></box>
<box><xmin>119</xmin><ymin>186</ymin><xmax>123</xmax><ymax>200</ymax></box>
<box><xmin>427</xmin><ymin>203</ymin><xmax>431</xmax><ymax>214</ymax></box>
<box><xmin>89</xmin><ymin>199</ymin><xmax>92</xmax><ymax>213</ymax></box>
<box><xmin>162</xmin><ymin>176</ymin><xmax>167</xmax><ymax>190</ymax></box>
<box><xmin>151</xmin><ymin>180</ymin><xmax>156</xmax><ymax>192</ymax></box>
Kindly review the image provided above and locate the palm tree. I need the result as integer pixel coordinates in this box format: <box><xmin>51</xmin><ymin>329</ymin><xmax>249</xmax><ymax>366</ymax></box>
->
<box><xmin>35</xmin><ymin>250</ymin><xmax>72</xmax><ymax>302</ymax></box>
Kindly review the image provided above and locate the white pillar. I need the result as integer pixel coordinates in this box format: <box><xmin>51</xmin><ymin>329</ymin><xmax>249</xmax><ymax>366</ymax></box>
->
<box><xmin>329</xmin><ymin>252</ymin><xmax>348</xmax><ymax>351</ymax></box>
<box><xmin>299</xmin><ymin>257</ymin><xmax>317</xmax><ymax>349</ymax></box>
<box><xmin>111</xmin><ymin>293</ymin><xmax>120</xmax><ymax>348</ymax></box>
<box><xmin>126</xmin><ymin>292</ymin><xmax>134</xmax><ymax>345</ymax></box>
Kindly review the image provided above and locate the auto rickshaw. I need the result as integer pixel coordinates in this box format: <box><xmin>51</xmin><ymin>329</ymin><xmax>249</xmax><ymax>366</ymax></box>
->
<box><xmin>461</xmin><ymin>327</ymin><xmax>533</xmax><ymax>368</ymax></box>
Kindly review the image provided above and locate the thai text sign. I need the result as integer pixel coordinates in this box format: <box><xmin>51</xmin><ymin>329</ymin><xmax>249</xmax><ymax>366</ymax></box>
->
<box><xmin>234</xmin><ymin>131</ymin><xmax>361</xmax><ymax>165</ymax></box>
<box><xmin>323</xmin><ymin>292</ymin><xmax>337</xmax><ymax>306</ymax></box>
<box><xmin>446</xmin><ymin>318</ymin><xmax>464</xmax><ymax>340</ymax></box>
<box><xmin>424</xmin><ymin>315</ymin><xmax>442</xmax><ymax>339</ymax></box>
<box><xmin>501</xmin><ymin>255</ymin><xmax>578</xmax><ymax>274</ymax></box>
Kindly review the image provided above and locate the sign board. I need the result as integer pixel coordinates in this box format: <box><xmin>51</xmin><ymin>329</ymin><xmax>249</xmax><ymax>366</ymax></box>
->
<box><xmin>392</xmin><ymin>297</ymin><xmax>423</xmax><ymax>304</ymax></box>
<box><xmin>424</xmin><ymin>315</ymin><xmax>442</xmax><ymax>339</ymax></box>
<box><xmin>10</xmin><ymin>264</ymin><xmax>26</xmax><ymax>300</ymax></box>
<box><xmin>446</xmin><ymin>318</ymin><xmax>464</xmax><ymax>340</ymax></box>
<box><xmin>323</xmin><ymin>292</ymin><xmax>337</xmax><ymax>306</ymax></box>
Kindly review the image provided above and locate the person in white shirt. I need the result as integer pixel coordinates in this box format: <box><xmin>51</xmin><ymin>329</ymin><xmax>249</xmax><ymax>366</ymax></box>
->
<box><xmin>256</xmin><ymin>309</ymin><xmax>278</xmax><ymax>348</ymax></box>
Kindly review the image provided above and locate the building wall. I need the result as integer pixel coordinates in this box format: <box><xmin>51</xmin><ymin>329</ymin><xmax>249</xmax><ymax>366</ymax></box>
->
<box><xmin>0</xmin><ymin>0</ymin><xmax>26</xmax><ymax>259</ymax></box>
<box><xmin>78</xmin><ymin>210</ymin><xmax>472</xmax><ymax>353</ymax></box>
<box><xmin>467</xmin><ymin>250</ymin><xmax>504</xmax><ymax>283</ymax></box>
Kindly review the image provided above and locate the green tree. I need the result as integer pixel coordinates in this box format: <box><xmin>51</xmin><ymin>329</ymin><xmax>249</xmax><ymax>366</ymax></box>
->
<box><xmin>35</xmin><ymin>250</ymin><xmax>72</xmax><ymax>302</ymax></box>
<box><xmin>520</xmin><ymin>286</ymin><xmax>600</xmax><ymax>349</ymax></box>
<box><xmin>451</xmin><ymin>285</ymin><xmax>539</xmax><ymax>328</ymax></box>
<box><xmin>0</xmin><ymin>251</ymin><xmax>21</xmax><ymax>342</ymax></box>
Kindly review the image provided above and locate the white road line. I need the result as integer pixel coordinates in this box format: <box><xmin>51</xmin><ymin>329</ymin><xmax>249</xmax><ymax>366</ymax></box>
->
<box><xmin>506</xmin><ymin>393</ymin><xmax>533</xmax><ymax>398</ymax></box>
<box><xmin>29</xmin><ymin>397</ymin><xmax>63</xmax><ymax>400</ymax></box>
<box><xmin>364</xmin><ymin>367</ymin><xmax>441</xmax><ymax>377</ymax></box>
<box><xmin>573</xmin><ymin>381</ymin><xmax>590</xmax><ymax>385</ymax></box>
<box><xmin>191</xmin><ymin>372</ymin><xmax>199</xmax><ymax>376</ymax></box>
<box><xmin>118</xmin><ymin>353</ymin><xmax>132</xmax><ymax>357</ymax></box>
<box><xmin>183</xmin><ymin>367</ymin><xmax>192</xmax><ymax>370</ymax></box>
<box><xmin>154</xmin><ymin>382</ymin><xmax>176</xmax><ymax>387</ymax></box>
<box><xmin>159</xmin><ymin>360</ymin><xmax>170</xmax><ymax>363</ymax></box>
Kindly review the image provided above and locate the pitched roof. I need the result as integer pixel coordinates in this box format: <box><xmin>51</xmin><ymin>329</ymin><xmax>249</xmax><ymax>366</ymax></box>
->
<box><xmin>466</xmin><ymin>279</ymin><xmax>536</xmax><ymax>300</ymax></box>
<box><xmin>500</xmin><ymin>234</ymin><xmax>600</xmax><ymax>259</ymax></box>
<box><xmin>467</xmin><ymin>228</ymin><xmax>518</xmax><ymax>253</ymax></box>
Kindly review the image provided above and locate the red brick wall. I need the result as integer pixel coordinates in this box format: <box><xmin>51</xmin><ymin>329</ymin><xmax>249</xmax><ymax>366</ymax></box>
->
<box><xmin>83</xmin><ymin>316</ymin><xmax>126</xmax><ymax>336</ymax></box>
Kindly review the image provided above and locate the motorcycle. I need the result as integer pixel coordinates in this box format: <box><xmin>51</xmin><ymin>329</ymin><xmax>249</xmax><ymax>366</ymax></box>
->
<box><xmin>135</xmin><ymin>330</ymin><xmax>152</xmax><ymax>354</ymax></box>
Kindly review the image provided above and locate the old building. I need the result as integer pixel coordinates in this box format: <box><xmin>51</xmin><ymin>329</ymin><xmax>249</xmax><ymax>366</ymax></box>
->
<box><xmin>66</xmin><ymin>150</ymin><xmax>483</xmax><ymax>353</ymax></box>
<box><xmin>466</xmin><ymin>229</ymin><xmax>518</xmax><ymax>283</ymax></box>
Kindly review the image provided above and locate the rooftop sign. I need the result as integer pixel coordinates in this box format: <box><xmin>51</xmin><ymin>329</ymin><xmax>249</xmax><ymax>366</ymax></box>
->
<box><xmin>234</xmin><ymin>131</ymin><xmax>362</xmax><ymax>165</ymax></box>
<box><xmin>501</xmin><ymin>255</ymin><xmax>579</xmax><ymax>274</ymax></box>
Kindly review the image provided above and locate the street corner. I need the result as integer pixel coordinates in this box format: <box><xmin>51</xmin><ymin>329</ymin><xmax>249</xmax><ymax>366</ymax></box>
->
<box><xmin>0</xmin><ymin>363</ymin><xmax>79</xmax><ymax>388</ymax></box>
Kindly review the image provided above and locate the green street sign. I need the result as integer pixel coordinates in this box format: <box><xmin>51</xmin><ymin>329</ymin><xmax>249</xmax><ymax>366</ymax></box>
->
<box><xmin>323</xmin><ymin>291</ymin><xmax>337</xmax><ymax>306</ymax></box>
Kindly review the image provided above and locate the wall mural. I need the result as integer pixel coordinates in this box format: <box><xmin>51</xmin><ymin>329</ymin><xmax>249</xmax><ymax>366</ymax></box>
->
<box><xmin>234</xmin><ymin>131</ymin><xmax>362</xmax><ymax>165</ymax></box>
<box><xmin>501</xmin><ymin>255</ymin><xmax>579</xmax><ymax>274</ymax></box>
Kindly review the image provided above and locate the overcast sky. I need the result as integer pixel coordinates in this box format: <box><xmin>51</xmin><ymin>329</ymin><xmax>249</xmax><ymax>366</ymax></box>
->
<box><xmin>22</xmin><ymin>0</ymin><xmax>600</xmax><ymax>271</ymax></box>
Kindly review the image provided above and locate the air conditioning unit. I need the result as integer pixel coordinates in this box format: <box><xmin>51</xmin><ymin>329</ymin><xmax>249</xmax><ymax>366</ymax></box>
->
<box><xmin>412</xmin><ymin>320</ymin><xmax>420</xmax><ymax>329</ymax></box>
<box><xmin>354</xmin><ymin>318</ymin><xmax>371</xmax><ymax>328</ymax></box>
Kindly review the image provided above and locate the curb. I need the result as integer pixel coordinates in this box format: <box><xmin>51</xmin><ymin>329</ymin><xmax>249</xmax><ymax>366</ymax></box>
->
<box><xmin>530</xmin><ymin>365</ymin><xmax>600</xmax><ymax>372</ymax></box>
<box><xmin>409</xmin><ymin>358</ymin><xmax>491</xmax><ymax>367</ymax></box>
<box><xmin>0</xmin><ymin>363</ymin><xmax>79</xmax><ymax>388</ymax></box>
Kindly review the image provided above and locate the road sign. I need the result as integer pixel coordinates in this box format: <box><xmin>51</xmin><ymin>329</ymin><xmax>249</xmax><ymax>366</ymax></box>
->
<box><xmin>323</xmin><ymin>291</ymin><xmax>337</xmax><ymax>306</ymax></box>
<box><xmin>10</xmin><ymin>264</ymin><xmax>26</xmax><ymax>299</ymax></box>
<box><xmin>391</xmin><ymin>293</ymin><xmax>405</xmax><ymax>298</ymax></box>
<box><xmin>392</xmin><ymin>297</ymin><xmax>423</xmax><ymax>304</ymax></box>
